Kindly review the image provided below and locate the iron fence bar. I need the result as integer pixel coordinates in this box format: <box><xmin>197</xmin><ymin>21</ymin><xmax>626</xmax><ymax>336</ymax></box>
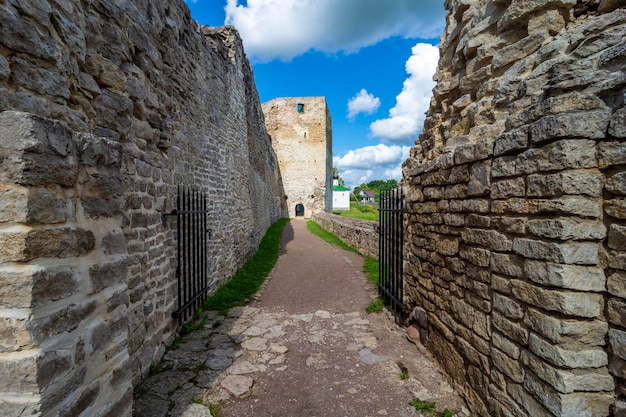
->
<box><xmin>168</xmin><ymin>187</ymin><xmax>211</xmax><ymax>321</ymax></box>
<box><xmin>378</xmin><ymin>188</ymin><xmax>405</xmax><ymax>316</ymax></box>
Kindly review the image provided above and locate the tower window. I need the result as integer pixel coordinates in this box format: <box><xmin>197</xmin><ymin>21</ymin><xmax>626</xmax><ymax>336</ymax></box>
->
<box><xmin>297</xmin><ymin>103</ymin><xmax>304</xmax><ymax>113</ymax></box>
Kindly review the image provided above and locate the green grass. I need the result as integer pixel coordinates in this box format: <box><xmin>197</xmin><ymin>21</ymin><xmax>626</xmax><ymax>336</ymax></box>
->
<box><xmin>332</xmin><ymin>203</ymin><xmax>379</xmax><ymax>221</ymax></box>
<box><xmin>363</xmin><ymin>256</ymin><xmax>378</xmax><ymax>284</ymax></box>
<box><xmin>203</xmin><ymin>218</ymin><xmax>289</xmax><ymax>314</ymax></box>
<box><xmin>409</xmin><ymin>398</ymin><xmax>437</xmax><ymax>415</ymax></box>
<box><xmin>306</xmin><ymin>220</ymin><xmax>358</xmax><ymax>253</ymax></box>
<box><xmin>366</xmin><ymin>298</ymin><xmax>385</xmax><ymax>313</ymax></box>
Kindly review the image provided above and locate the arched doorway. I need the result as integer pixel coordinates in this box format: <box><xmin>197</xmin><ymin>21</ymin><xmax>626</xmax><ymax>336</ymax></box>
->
<box><xmin>295</xmin><ymin>203</ymin><xmax>304</xmax><ymax>217</ymax></box>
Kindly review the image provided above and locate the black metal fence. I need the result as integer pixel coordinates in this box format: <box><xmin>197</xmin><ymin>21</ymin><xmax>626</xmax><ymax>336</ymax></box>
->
<box><xmin>378</xmin><ymin>188</ymin><xmax>405</xmax><ymax>317</ymax></box>
<box><xmin>163</xmin><ymin>187</ymin><xmax>210</xmax><ymax>322</ymax></box>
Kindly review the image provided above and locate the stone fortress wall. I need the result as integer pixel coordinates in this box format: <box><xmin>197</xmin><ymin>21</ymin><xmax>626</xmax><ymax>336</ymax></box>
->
<box><xmin>262</xmin><ymin>97</ymin><xmax>333</xmax><ymax>219</ymax></box>
<box><xmin>402</xmin><ymin>0</ymin><xmax>626</xmax><ymax>416</ymax></box>
<box><xmin>0</xmin><ymin>1</ymin><xmax>286</xmax><ymax>416</ymax></box>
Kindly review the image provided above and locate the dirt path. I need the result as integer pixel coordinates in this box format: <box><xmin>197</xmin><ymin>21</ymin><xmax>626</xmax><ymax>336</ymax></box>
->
<box><xmin>133</xmin><ymin>219</ymin><xmax>468</xmax><ymax>417</ymax></box>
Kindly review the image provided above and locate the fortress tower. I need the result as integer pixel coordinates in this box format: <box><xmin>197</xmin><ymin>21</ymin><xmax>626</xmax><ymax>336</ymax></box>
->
<box><xmin>262</xmin><ymin>97</ymin><xmax>333</xmax><ymax>218</ymax></box>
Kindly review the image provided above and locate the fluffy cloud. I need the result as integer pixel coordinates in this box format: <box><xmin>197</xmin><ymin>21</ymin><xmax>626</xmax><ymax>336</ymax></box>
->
<box><xmin>225</xmin><ymin>0</ymin><xmax>445</xmax><ymax>62</ymax></box>
<box><xmin>333</xmin><ymin>144</ymin><xmax>411</xmax><ymax>188</ymax></box>
<box><xmin>370</xmin><ymin>42</ymin><xmax>438</xmax><ymax>144</ymax></box>
<box><xmin>347</xmin><ymin>89</ymin><xmax>381</xmax><ymax>120</ymax></box>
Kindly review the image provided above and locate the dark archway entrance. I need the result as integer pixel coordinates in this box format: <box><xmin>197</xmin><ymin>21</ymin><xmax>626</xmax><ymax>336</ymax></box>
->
<box><xmin>295</xmin><ymin>203</ymin><xmax>304</xmax><ymax>217</ymax></box>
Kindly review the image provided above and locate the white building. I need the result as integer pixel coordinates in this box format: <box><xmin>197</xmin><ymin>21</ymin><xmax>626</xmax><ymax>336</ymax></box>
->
<box><xmin>332</xmin><ymin>178</ymin><xmax>350</xmax><ymax>210</ymax></box>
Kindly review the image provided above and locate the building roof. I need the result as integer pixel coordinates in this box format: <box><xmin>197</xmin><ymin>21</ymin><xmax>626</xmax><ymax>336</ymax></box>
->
<box><xmin>361</xmin><ymin>190</ymin><xmax>375</xmax><ymax>198</ymax></box>
<box><xmin>333</xmin><ymin>185</ymin><xmax>350</xmax><ymax>192</ymax></box>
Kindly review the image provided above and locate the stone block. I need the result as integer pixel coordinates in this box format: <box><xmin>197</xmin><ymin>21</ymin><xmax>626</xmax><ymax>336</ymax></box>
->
<box><xmin>606</xmin><ymin>172</ymin><xmax>626</xmax><ymax>195</ymax></box>
<box><xmin>491</xmin><ymin>177</ymin><xmax>525</xmax><ymax>199</ymax></box>
<box><xmin>608</xmin><ymin>271</ymin><xmax>626</xmax><ymax>298</ymax></box>
<box><xmin>516</xmin><ymin>139</ymin><xmax>597</xmax><ymax>175</ymax></box>
<box><xmin>32</xmin><ymin>266</ymin><xmax>79</xmax><ymax>308</ymax></box>
<box><xmin>494</xmin><ymin>216</ymin><xmax>527</xmax><ymax>234</ymax></box>
<box><xmin>493</xmin><ymin>311</ymin><xmax>528</xmax><ymax>345</ymax></box>
<box><xmin>468</xmin><ymin>160</ymin><xmax>491</xmax><ymax>196</ymax></box>
<box><xmin>524</xmin><ymin>370</ymin><xmax>614</xmax><ymax>417</ymax></box>
<box><xmin>101</xmin><ymin>231</ymin><xmax>127</xmax><ymax>255</ymax></box>
<box><xmin>492</xmin><ymin>156</ymin><xmax>517</xmax><ymax>178</ymax></box>
<box><xmin>460</xmin><ymin>245</ymin><xmax>491</xmax><ymax>267</ymax></box>
<box><xmin>491</xmin><ymin>274</ymin><xmax>511</xmax><ymax>294</ymax></box>
<box><xmin>609</xmin><ymin>224</ymin><xmax>626</xmax><ymax>250</ymax></box>
<box><xmin>608</xmin><ymin>106</ymin><xmax>626</xmax><ymax>138</ymax></box>
<box><xmin>0</xmin><ymin>184</ymin><xmax>28</xmax><ymax>223</ymax></box>
<box><xmin>0</xmin><ymin>266</ymin><xmax>43</xmax><ymax>310</ymax></box>
<box><xmin>89</xmin><ymin>259</ymin><xmax>127</xmax><ymax>294</ymax></box>
<box><xmin>493</xmin><ymin>293</ymin><xmax>525</xmax><ymax>320</ymax></box>
<box><xmin>492</xmin><ymin>197</ymin><xmax>602</xmax><ymax>218</ymax></box>
<box><xmin>37</xmin><ymin>349</ymin><xmax>73</xmax><ymax>390</ymax></box>
<box><xmin>0</xmin><ymin>317</ymin><xmax>33</xmax><ymax>351</ymax></box>
<box><xmin>513</xmin><ymin>238</ymin><xmax>598</xmax><ymax>265</ymax></box>
<box><xmin>527</xmin><ymin>218</ymin><xmax>606</xmax><ymax>241</ymax></box>
<box><xmin>529</xmin><ymin>110</ymin><xmax>610</xmax><ymax>144</ymax></box>
<box><xmin>454</xmin><ymin>137</ymin><xmax>495</xmax><ymax>164</ymax></box>
<box><xmin>529</xmin><ymin>333</ymin><xmax>608</xmax><ymax>368</ymax></box>
<box><xmin>493</xmin><ymin>331</ymin><xmax>521</xmax><ymax>360</ymax></box>
<box><xmin>461</xmin><ymin>229</ymin><xmax>512</xmax><ymax>252</ymax></box>
<box><xmin>492</xmin><ymin>347</ymin><xmax>524</xmax><ymax>383</ymax></box>
<box><xmin>30</xmin><ymin>302</ymin><xmax>97</xmax><ymax>343</ymax></box>
<box><xmin>58</xmin><ymin>382</ymin><xmax>100</xmax><ymax>417</ymax></box>
<box><xmin>0</xmin><ymin>232</ymin><xmax>26</xmax><ymax>263</ymax></box>
<box><xmin>522</xmin><ymin>350</ymin><xmax>615</xmax><ymax>393</ymax></box>
<box><xmin>449</xmin><ymin>198</ymin><xmax>490</xmax><ymax>213</ymax></box>
<box><xmin>524</xmin><ymin>261</ymin><xmax>606</xmax><ymax>291</ymax></box>
<box><xmin>451</xmin><ymin>297</ymin><xmax>490</xmax><ymax>339</ymax></box>
<box><xmin>429</xmin><ymin>330</ymin><xmax>466</xmax><ymax>385</ymax></box>
<box><xmin>608</xmin><ymin>298</ymin><xmax>626</xmax><ymax>327</ymax></box>
<box><xmin>507</xmin><ymin>381</ymin><xmax>553</xmax><ymax>417</ymax></box>
<box><xmin>0</xmin><ymin>352</ymin><xmax>38</xmax><ymax>392</ymax></box>
<box><xmin>512</xmin><ymin>280</ymin><xmax>603</xmax><ymax>318</ymax></box>
<box><xmin>527</xmin><ymin>171</ymin><xmax>602</xmax><ymax>198</ymax></box>
<box><xmin>493</xmin><ymin>31</ymin><xmax>548</xmax><ymax>69</ymax></box>
<box><xmin>22</xmin><ymin>228</ymin><xmax>95</xmax><ymax>261</ymax></box>
<box><xmin>524</xmin><ymin>308</ymin><xmax>608</xmax><ymax>346</ymax></box>
<box><xmin>610</xmin><ymin>329</ymin><xmax>626</xmax><ymax>360</ymax></box>
<box><xmin>528</xmin><ymin>9</ymin><xmax>565</xmax><ymax>35</ymax></box>
<box><xmin>597</xmin><ymin>140</ymin><xmax>626</xmax><ymax>168</ymax></box>
<box><xmin>491</xmin><ymin>253</ymin><xmax>524</xmax><ymax>278</ymax></box>
<box><xmin>457</xmin><ymin>335</ymin><xmax>490</xmax><ymax>372</ymax></box>
<box><xmin>85</xmin><ymin>53</ymin><xmax>126</xmax><ymax>90</ymax></box>
<box><xmin>494</xmin><ymin>127</ymin><xmax>528</xmax><ymax>156</ymax></box>
<box><xmin>26</xmin><ymin>186</ymin><xmax>68</xmax><ymax>224</ymax></box>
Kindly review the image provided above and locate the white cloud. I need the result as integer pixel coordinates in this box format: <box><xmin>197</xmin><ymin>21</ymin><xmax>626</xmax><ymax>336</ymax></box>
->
<box><xmin>333</xmin><ymin>144</ymin><xmax>410</xmax><ymax>188</ymax></box>
<box><xmin>370</xmin><ymin>42</ymin><xmax>438</xmax><ymax>144</ymax></box>
<box><xmin>347</xmin><ymin>89</ymin><xmax>380</xmax><ymax>120</ymax></box>
<box><xmin>225</xmin><ymin>0</ymin><xmax>445</xmax><ymax>62</ymax></box>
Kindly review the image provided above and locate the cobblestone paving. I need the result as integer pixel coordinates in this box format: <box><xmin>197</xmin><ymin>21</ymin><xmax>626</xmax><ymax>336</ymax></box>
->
<box><xmin>133</xmin><ymin>305</ymin><xmax>469</xmax><ymax>417</ymax></box>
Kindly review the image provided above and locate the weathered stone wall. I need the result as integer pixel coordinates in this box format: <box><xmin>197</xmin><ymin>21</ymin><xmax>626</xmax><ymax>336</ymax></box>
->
<box><xmin>0</xmin><ymin>1</ymin><xmax>286</xmax><ymax>415</ymax></box>
<box><xmin>311</xmin><ymin>212</ymin><xmax>378</xmax><ymax>259</ymax></box>
<box><xmin>263</xmin><ymin>97</ymin><xmax>333</xmax><ymax>218</ymax></box>
<box><xmin>402</xmin><ymin>1</ymin><xmax>625</xmax><ymax>416</ymax></box>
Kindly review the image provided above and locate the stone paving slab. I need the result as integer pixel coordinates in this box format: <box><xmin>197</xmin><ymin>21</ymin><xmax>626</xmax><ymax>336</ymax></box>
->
<box><xmin>133</xmin><ymin>219</ymin><xmax>468</xmax><ymax>417</ymax></box>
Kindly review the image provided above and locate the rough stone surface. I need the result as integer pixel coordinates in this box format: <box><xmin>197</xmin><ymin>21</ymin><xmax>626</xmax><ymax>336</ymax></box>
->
<box><xmin>402</xmin><ymin>1</ymin><xmax>626</xmax><ymax>415</ymax></box>
<box><xmin>311</xmin><ymin>212</ymin><xmax>378</xmax><ymax>259</ymax></box>
<box><xmin>0</xmin><ymin>1</ymin><xmax>287</xmax><ymax>415</ymax></box>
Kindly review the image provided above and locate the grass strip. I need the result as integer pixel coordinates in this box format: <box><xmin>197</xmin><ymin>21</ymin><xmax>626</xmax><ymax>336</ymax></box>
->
<box><xmin>305</xmin><ymin>220</ymin><xmax>358</xmax><ymax>253</ymax></box>
<box><xmin>203</xmin><ymin>218</ymin><xmax>289</xmax><ymax>314</ymax></box>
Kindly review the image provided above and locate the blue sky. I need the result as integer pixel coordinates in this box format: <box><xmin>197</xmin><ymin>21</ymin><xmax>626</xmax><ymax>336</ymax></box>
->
<box><xmin>184</xmin><ymin>0</ymin><xmax>446</xmax><ymax>189</ymax></box>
